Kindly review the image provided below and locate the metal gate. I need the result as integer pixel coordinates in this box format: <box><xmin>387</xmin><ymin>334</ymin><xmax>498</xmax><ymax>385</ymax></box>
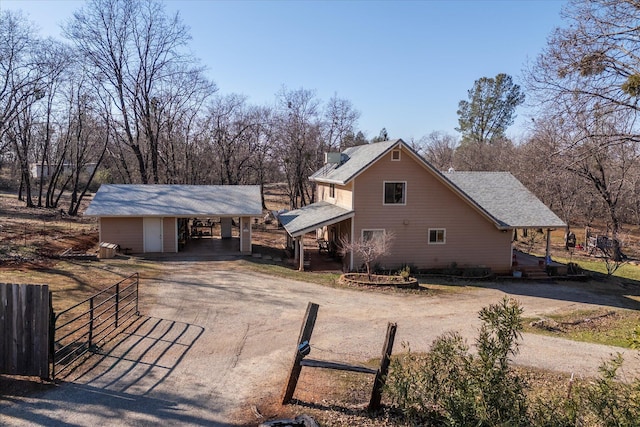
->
<box><xmin>52</xmin><ymin>273</ymin><xmax>140</xmax><ymax>379</ymax></box>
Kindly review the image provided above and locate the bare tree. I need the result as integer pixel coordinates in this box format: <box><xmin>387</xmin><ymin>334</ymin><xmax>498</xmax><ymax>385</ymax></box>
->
<box><xmin>32</xmin><ymin>41</ymin><xmax>72</xmax><ymax>208</ymax></box>
<box><xmin>414</xmin><ymin>131</ymin><xmax>458</xmax><ymax>170</ymax></box>
<box><xmin>568</xmin><ymin>118</ymin><xmax>637</xmax><ymax>262</ymax></box>
<box><xmin>205</xmin><ymin>94</ymin><xmax>259</xmax><ymax>185</ymax></box>
<box><xmin>528</xmin><ymin>106</ymin><xmax>637</xmax><ymax>263</ymax></box>
<box><xmin>454</xmin><ymin>137</ymin><xmax>516</xmax><ymax>171</ymax></box>
<box><xmin>65</xmin><ymin>68</ymin><xmax>113</xmax><ymax>215</ymax></box>
<box><xmin>246</xmin><ymin>106</ymin><xmax>279</xmax><ymax>209</ymax></box>
<box><xmin>65</xmin><ymin>0</ymin><xmax>214</xmax><ymax>184</ymax></box>
<box><xmin>514</xmin><ymin>117</ymin><xmax>583</xmax><ymax>228</ymax></box>
<box><xmin>0</xmin><ymin>11</ymin><xmax>48</xmax><ymax>153</ymax></box>
<box><xmin>274</xmin><ymin>86</ymin><xmax>322</xmax><ymax>209</ymax></box>
<box><xmin>322</xmin><ymin>94</ymin><xmax>360</xmax><ymax>152</ymax></box>
<box><xmin>155</xmin><ymin>67</ymin><xmax>214</xmax><ymax>184</ymax></box>
<box><xmin>340</xmin><ymin>231</ymin><xmax>394</xmax><ymax>280</ymax></box>
<box><xmin>528</xmin><ymin>0</ymin><xmax>640</xmax><ymax>148</ymax></box>
<box><xmin>9</xmin><ymin>100</ymin><xmax>36</xmax><ymax>206</ymax></box>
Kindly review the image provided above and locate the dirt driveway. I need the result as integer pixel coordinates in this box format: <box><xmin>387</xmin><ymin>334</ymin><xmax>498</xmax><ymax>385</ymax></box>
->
<box><xmin>2</xmin><ymin>260</ymin><xmax>640</xmax><ymax>426</ymax></box>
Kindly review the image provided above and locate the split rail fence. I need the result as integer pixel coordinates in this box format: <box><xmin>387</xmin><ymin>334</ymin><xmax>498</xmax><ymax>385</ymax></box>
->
<box><xmin>281</xmin><ymin>302</ymin><xmax>397</xmax><ymax>411</ymax></box>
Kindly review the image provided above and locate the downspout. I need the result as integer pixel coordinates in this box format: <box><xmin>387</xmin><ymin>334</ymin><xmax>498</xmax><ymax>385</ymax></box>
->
<box><xmin>299</xmin><ymin>237</ymin><xmax>305</xmax><ymax>271</ymax></box>
<box><xmin>247</xmin><ymin>217</ymin><xmax>252</xmax><ymax>253</ymax></box>
<box><xmin>350</xmin><ymin>179</ymin><xmax>355</xmax><ymax>271</ymax></box>
<box><xmin>545</xmin><ymin>228</ymin><xmax>551</xmax><ymax>264</ymax></box>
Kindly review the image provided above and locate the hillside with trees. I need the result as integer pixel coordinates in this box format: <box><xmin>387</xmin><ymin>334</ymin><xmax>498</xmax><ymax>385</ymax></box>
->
<box><xmin>2</xmin><ymin>0</ymin><xmax>640</xmax><ymax>252</ymax></box>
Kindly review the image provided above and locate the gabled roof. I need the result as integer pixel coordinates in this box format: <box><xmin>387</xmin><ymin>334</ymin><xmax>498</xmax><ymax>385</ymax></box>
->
<box><xmin>310</xmin><ymin>139</ymin><xmax>401</xmax><ymax>185</ymax></box>
<box><xmin>278</xmin><ymin>201</ymin><xmax>354</xmax><ymax>238</ymax></box>
<box><xmin>84</xmin><ymin>184</ymin><xmax>262</xmax><ymax>217</ymax></box>
<box><xmin>307</xmin><ymin>139</ymin><xmax>566</xmax><ymax>230</ymax></box>
<box><xmin>445</xmin><ymin>172</ymin><xmax>566</xmax><ymax>229</ymax></box>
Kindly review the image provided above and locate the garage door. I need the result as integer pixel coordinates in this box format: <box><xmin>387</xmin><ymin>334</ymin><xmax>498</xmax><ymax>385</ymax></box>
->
<box><xmin>143</xmin><ymin>217</ymin><xmax>163</xmax><ymax>252</ymax></box>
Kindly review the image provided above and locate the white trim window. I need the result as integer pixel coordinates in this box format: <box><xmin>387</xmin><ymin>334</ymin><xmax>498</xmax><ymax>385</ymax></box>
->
<box><xmin>428</xmin><ymin>228</ymin><xmax>446</xmax><ymax>244</ymax></box>
<box><xmin>329</xmin><ymin>183</ymin><xmax>336</xmax><ymax>198</ymax></box>
<box><xmin>391</xmin><ymin>149</ymin><xmax>401</xmax><ymax>161</ymax></box>
<box><xmin>362</xmin><ymin>229</ymin><xmax>385</xmax><ymax>242</ymax></box>
<box><xmin>383</xmin><ymin>181</ymin><xmax>406</xmax><ymax>205</ymax></box>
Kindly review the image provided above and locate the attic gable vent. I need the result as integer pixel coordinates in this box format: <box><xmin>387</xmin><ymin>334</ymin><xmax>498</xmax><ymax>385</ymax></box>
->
<box><xmin>391</xmin><ymin>149</ymin><xmax>401</xmax><ymax>161</ymax></box>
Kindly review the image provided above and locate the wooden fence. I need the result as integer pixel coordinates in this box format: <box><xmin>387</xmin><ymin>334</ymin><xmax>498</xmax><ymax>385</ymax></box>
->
<box><xmin>0</xmin><ymin>283</ymin><xmax>51</xmax><ymax>379</ymax></box>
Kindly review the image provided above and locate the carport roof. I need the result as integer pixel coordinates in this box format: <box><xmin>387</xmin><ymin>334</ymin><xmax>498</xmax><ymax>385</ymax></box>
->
<box><xmin>84</xmin><ymin>184</ymin><xmax>263</xmax><ymax>217</ymax></box>
<box><xmin>278</xmin><ymin>201</ymin><xmax>354</xmax><ymax>237</ymax></box>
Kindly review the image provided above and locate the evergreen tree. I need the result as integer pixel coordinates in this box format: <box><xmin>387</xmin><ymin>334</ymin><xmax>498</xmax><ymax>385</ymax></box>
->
<box><xmin>456</xmin><ymin>73</ymin><xmax>524</xmax><ymax>145</ymax></box>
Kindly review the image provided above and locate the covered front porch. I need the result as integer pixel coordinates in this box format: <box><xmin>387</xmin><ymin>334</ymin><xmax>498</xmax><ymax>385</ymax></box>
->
<box><xmin>277</xmin><ymin>201</ymin><xmax>354</xmax><ymax>271</ymax></box>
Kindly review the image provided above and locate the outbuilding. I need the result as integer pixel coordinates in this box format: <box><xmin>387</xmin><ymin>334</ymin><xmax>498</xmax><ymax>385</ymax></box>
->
<box><xmin>84</xmin><ymin>184</ymin><xmax>262</xmax><ymax>254</ymax></box>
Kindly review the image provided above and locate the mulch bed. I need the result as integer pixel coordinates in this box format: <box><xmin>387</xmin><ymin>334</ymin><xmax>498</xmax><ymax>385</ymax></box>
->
<box><xmin>340</xmin><ymin>273</ymin><xmax>419</xmax><ymax>289</ymax></box>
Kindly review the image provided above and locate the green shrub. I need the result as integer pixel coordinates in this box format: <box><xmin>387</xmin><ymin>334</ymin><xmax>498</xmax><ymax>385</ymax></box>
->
<box><xmin>386</xmin><ymin>297</ymin><xmax>528</xmax><ymax>426</ymax></box>
<box><xmin>386</xmin><ymin>299</ymin><xmax>640</xmax><ymax>426</ymax></box>
<box><xmin>397</xmin><ymin>265</ymin><xmax>411</xmax><ymax>281</ymax></box>
<box><xmin>630</xmin><ymin>326</ymin><xmax>640</xmax><ymax>349</ymax></box>
<box><xmin>528</xmin><ymin>394</ymin><xmax>579</xmax><ymax>427</ymax></box>
<box><xmin>580</xmin><ymin>354</ymin><xmax>640</xmax><ymax>427</ymax></box>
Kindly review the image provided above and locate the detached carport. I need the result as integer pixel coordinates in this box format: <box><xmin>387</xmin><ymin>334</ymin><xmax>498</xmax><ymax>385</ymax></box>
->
<box><xmin>84</xmin><ymin>184</ymin><xmax>262</xmax><ymax>255</ymax></box>
<box><xmin>278</xmin><ymin>201</ymin><xmax>354</xmax><ymax>270</ymax></box>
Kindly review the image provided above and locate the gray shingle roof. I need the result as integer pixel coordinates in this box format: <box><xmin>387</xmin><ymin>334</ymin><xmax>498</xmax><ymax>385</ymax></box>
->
<box><xmin>310</xmin><ymin>139</ymin><xmax>401</xmax><ymax>184</ymax></box>
<box><xmin>84</xmin><ymin>184</ymin><xmax>262</xmax><ymax>217</ymax></box>
<box><xmin>307</xmin><ymin>139</ymin><xmax>565</xmax><ymax>230</ymax></box>
<box><xmin>278</xmin><ymin>201</ymin><xmax>354</xmax><ymax>237</ymax></box>
<box><xmin>444</xmin><ymin>172</ymin><xmax>566</xmax><ymax>229</ymax></box>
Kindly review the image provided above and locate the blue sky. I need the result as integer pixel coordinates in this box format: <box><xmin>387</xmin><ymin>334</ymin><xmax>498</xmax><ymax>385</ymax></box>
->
<box><xmin>2</xmin><ymin>0</ymin><xmax>566</xmax><ymax>141</ymax></box>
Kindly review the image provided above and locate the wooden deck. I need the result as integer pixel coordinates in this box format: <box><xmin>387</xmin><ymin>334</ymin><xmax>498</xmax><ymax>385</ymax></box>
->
<box><xmin>512</xmin><ymin>250</ymin><xmax>570</xmax><ymax>279</ymax></box>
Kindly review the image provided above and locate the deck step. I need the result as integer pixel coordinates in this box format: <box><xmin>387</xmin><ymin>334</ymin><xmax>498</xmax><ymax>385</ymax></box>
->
<box><xmin>524</xmin><ymin>271</ymin><xmax>549</xmax><ymax>279</ymax></box>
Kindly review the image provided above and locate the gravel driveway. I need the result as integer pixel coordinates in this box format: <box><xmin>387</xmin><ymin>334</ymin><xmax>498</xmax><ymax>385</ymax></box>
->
<box><xmin>2</xmin><ymin>260</ymin><xmax>640</xmax><ymax>426</ymax></box>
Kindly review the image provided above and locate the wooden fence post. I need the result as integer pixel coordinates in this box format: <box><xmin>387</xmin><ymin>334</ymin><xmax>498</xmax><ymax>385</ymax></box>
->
<box><xmin>281</xmin><ymin>302</ymin><xmax>319</xmax><ymax>404</ymax></box>
<box><xmin>49</xmin><ymin>291</ymin><xmax>55</xmax><ymax>380</ymax></box>
<box><xmin>368</xmin><ymin>322</ymin><xmax>397</xmax><ymax>411</ymax></box>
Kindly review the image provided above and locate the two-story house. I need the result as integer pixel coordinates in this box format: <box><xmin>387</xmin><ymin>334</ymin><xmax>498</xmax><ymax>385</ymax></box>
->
<box><xmin>278</xmin><ymin>139</ymin><xmax>566</xmax><ymax>273</ymax></box>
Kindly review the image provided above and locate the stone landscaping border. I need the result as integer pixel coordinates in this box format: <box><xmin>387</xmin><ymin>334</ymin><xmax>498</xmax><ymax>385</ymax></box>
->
<box><xmin>340</xmin><ymin>273</ymin><xmax>419</xmax><ymax>288</ymax></box>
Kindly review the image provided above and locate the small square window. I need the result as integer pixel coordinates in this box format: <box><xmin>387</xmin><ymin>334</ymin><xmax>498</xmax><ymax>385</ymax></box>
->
<box><xmin>429</xmin><ymin>229</ymin><xmax>446</xmax><ymax>244</ymax></box>
<box><xmin>384</xmin><ymin>182</ymin><xmax>406</xmax><ymax>205</ymax></box>
<box><xmin>391</xmin><ymin>149</ymin><xmax>401</xmax><ymax>161</ymax></box>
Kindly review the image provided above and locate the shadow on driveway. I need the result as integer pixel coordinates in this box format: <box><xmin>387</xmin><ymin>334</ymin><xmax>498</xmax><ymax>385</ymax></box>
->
<box><xmin>1</xmin><ymin>316</ymin><xmax>246</xmax><ymax>426</ymax></box>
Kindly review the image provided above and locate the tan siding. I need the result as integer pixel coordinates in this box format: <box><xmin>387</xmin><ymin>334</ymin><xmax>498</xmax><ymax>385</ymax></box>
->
<box><xmin>335</xmin><ymin>182</ymin><xmax>353</xmax><ymax>209</ymax></box>
<box><xmin>352</xmin><ymin>148</ymin><xmax>512</xmax><ymax>272</ymax></box>
<box><xmin>163</xmin><ymin>217</ymin><xmax>177</xmax><ymax>253</ymax></box>
<box><xmin>317</xmin><ymin>182</ymin><xmax>353</xmax><ymax>209</ymax></box>
<box><xmin>100</xmin><ymin>217</ymin><xmax>144</xmax><ymax>253</ymax></box>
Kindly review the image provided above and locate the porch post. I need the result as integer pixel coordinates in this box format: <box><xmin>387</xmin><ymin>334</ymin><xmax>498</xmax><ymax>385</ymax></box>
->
<box><xmin>545</xmin><ymin>228</ymin><xmax>551</xmax><ymax>264</ymax></box>
<box><xmin>294</xmin><ymin>236</ymin><xmax>299</xmax><ymax>260</ymax></box>
<box><xmin>299</xmin><ymin>237</ymin><xmax>305</xmax><ymax>271</ymax></box>
<box><xmin>350</xmin><ymin>218</ymin><xmax>355</xmax><ymax>271</ymax></box>
<box><xmin>240</xmin><ymin>216</ymin><xmax>251</xmax><ymax>254</ymax></box>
